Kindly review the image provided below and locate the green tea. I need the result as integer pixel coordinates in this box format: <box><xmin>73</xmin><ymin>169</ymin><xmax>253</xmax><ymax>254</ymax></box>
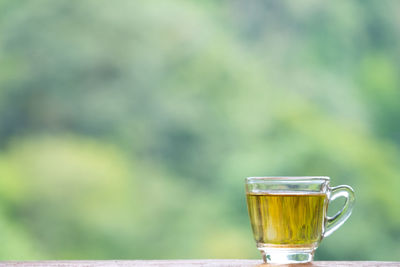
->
<box><xmin>246</xmin><ymin>192</ymin><xmax>327</xmax><ymax>247</ymax></box>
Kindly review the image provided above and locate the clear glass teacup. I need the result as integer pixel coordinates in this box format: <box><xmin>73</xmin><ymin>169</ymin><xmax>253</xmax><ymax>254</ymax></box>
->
<box><xmin>245</xmin><ymin>176</ymin><xmax>355</xmax><ymax>264</ymax></box>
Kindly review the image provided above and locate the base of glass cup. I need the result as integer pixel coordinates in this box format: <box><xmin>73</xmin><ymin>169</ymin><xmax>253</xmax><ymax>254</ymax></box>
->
<box><xmin>257</xmin><ymin>243</ymin><xmax>317</xmax><ymax>264</ymax></box>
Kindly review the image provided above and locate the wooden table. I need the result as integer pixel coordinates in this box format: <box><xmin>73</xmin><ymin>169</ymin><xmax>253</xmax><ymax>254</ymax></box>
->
<box><xmin>0</xmin><ymin>260</ymin><xmax>398</xmax><ymax>267</ymax></box>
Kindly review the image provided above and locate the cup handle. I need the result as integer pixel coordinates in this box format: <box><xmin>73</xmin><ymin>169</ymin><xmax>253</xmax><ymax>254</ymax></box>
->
<box><xmin>324</xmin><ymin>185</ymin><xmax>355</xmax><ymax>237</ymax></box>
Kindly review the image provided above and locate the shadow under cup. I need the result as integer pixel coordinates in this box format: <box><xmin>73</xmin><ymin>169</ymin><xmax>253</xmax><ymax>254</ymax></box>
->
<box><xmin>245</xmin><ymin>176</ymin><xmax>355</xmax><ymax>264</ymax></box>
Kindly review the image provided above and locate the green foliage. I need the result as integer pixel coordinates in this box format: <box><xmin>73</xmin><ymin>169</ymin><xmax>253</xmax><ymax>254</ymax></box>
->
<box><xmin>0</xmin><ymin>0</ymin><xmax>400</xmax><ymax>261</ymax></box>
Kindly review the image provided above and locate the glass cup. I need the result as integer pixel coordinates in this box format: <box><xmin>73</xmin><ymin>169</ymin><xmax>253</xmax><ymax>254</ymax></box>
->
<box><xmin>245</xmin><ymin>176</ymin><xmax>355</xmax><ymax>264</ymax></box>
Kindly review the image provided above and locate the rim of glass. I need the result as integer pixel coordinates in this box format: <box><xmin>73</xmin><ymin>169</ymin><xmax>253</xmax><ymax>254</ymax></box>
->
<box><xmin>246</xmin><ymin>176</ymin><xmax>330</xmax><ymax>182</ymax></box>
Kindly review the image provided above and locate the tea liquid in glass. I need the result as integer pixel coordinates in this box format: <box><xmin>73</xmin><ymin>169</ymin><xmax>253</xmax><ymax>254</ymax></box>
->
<box><xmin>246</xmin><ymin>192</ymin><xmax>327</xmax><ymax>247</ymax></box>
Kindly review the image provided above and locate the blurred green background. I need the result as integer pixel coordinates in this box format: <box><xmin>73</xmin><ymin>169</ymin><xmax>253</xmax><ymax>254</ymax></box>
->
<box><xmin>0</xmin><ymin>0</ymin><xmax>400</xmax><ymax>261</ymax></box>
